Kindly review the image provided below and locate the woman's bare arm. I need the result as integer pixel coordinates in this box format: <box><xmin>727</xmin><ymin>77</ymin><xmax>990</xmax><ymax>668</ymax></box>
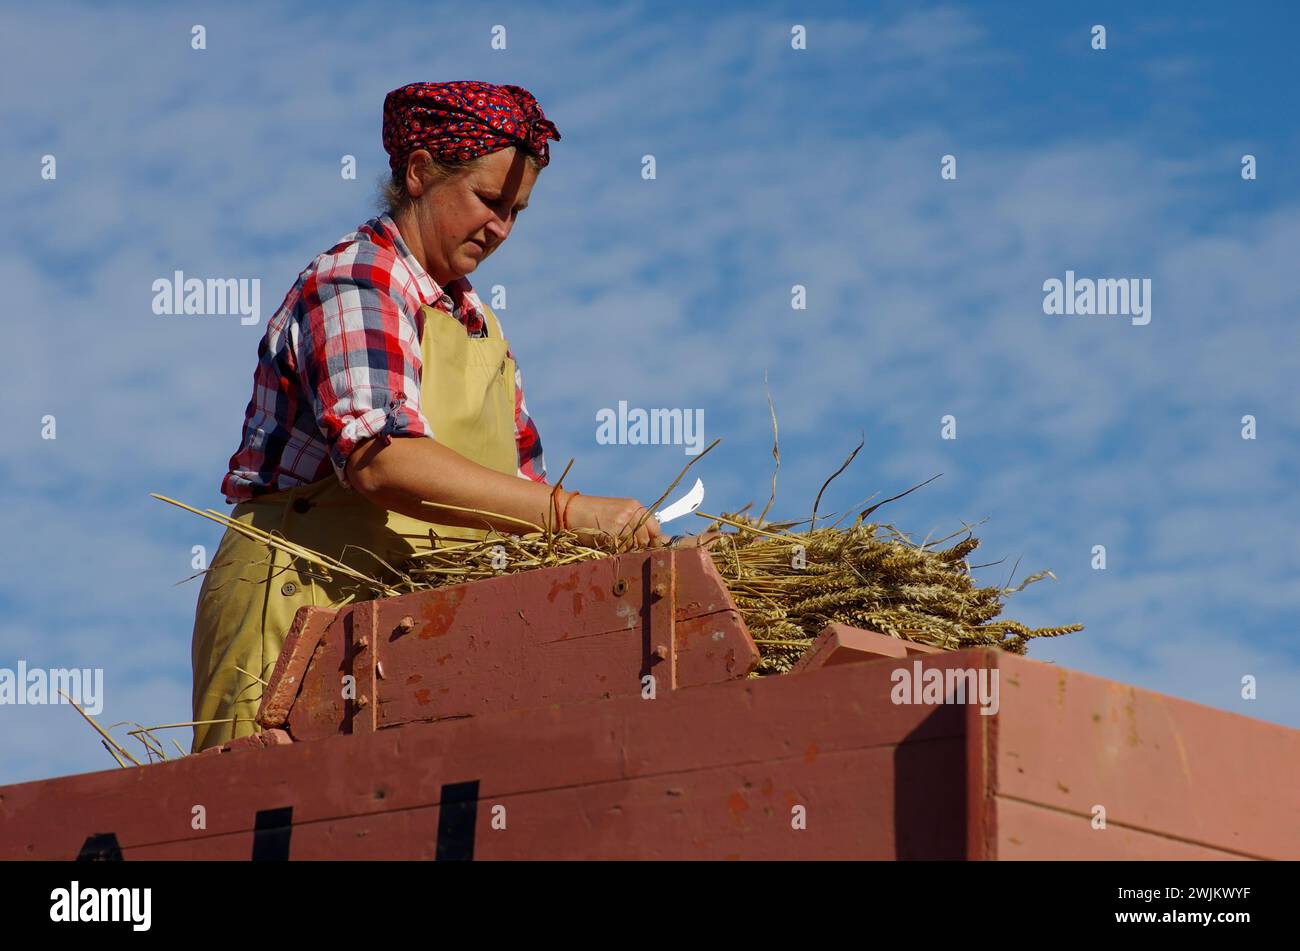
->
<box><xmin>344</xmin><ymin>436</ymin><xmax>667</xmax><ymax>547</ymax></box>
<box><xmin>346</xmin><ymin>436</ymin><xmax>557</xmax><ymax>532</ymax></box>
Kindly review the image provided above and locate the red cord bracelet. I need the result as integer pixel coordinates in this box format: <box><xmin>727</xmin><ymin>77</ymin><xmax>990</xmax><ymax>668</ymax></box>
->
<box><xmin>550</xmin><ymin>488</ymin><xmax>565</xmax><ymax>530</ymax></box>
<box><xmin>558</xmin><ymin>488</ymin><xmax>580</xmax><ymax>531</ymax></box>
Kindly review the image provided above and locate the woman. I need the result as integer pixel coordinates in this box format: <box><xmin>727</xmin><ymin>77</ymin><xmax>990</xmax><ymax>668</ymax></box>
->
<box><xmin>191</xmin><ymin>81</ymin><xmax>684</xmax><ymax>753</ymax></box>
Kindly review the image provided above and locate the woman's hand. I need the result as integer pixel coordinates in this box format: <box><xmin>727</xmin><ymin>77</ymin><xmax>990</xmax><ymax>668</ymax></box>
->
<box><xmin>562</xmin><ymin>493</ymin><xmax>665</xmax><ymax>550</ymax></box>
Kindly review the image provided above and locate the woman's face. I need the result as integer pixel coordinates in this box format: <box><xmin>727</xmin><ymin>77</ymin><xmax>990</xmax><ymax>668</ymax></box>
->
<box><xmin>407</xmin><ymin>147</ymin><xmax>538</xmax><ymax>286</ymax></box>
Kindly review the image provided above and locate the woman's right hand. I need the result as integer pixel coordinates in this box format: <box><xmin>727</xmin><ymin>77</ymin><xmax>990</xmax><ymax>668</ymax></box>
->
<box><xmin>560</xmin><ymin>491</ymin><xmax>666</xmax><ymax>550</ymax></box>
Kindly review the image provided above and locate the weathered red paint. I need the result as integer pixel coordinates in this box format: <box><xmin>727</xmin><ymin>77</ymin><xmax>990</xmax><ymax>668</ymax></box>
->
<box><xmin>262</xmin><ymin>548</ymin><xmax>757</xmax><ymax>738</ymax></box>
<box><xmin>2</xmin><ymin>549</ymin><xmax>1294</xmax><ymax>860</ymax></box>
<box><xmin>195</xmin><ymin>728</ymin><xmax>293</xmax><ymax>757</ymax></box>
<box><xmin>791</xmin><ymin>623</ymin><xmax>942</xmax><ymax>673</ymax></box>
<box><xmin>2</xmin><ymin>647</ymin><xmax>1297</xmax><ymax>859</ymax></box>
<box><xmin>258</xmin><ymin>606</ymin><xmax>334</xmax><ymax>729</ymax></box>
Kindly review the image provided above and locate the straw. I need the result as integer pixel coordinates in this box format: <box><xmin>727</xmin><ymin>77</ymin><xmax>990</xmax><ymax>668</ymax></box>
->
<box><xmin>61</xmin><ymin>690</ymin><xmax>141</xmax><ymax>767</ymax></box>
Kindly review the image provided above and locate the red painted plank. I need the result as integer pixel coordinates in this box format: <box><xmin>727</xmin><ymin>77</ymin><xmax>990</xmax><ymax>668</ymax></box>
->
<box><xmin>125</xmin><ymin>742</ymin><xmax>965</xmax><ymax>860</ymax></box>
<box><xmin>988</xmin><ymin>655</ymin><xmax>1300</xmax><ymax>858</ymax></box>
<box><xmin>791</xmin><ymin>623</ymin><xmax>942</xmax><ymax>673</ymax></box>
<box><xmin>276</xmin><ymin>549</ymin><xmax>756</xmax><ymax>734</ymax></box>
<box><xmin>258</xmin><ymin>605</ymin><xmax>335</xmax><ymax>729</ymax></box>
<box><xmin>991</xmin><ymin>797</ymin><xmax>1253</xmax><ymax>860</ymax></box>
<box><xmin>0</xmin><ymin>652</ymin><xmax>975</xmax><ymax>859</ymax></box>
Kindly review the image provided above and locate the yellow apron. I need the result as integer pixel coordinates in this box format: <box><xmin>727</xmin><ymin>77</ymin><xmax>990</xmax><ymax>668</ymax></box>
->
<box><xmin>190</xmin><ymin>300</ymin><xmax>521</xmax><ymax>752</ymax></box>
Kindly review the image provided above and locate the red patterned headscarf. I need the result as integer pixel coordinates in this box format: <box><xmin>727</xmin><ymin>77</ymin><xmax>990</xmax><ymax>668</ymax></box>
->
<box><xmin>382</xmin><ymin>80</ymin><xmax>561</xmax><ymax>175</ymax></box>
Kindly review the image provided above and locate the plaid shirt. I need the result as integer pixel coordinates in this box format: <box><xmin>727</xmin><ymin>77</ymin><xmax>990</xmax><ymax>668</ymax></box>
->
<box><xmin>221</xmin><ymin>215</ymin><xmax>547</xmax><ymax>503</ymax></box>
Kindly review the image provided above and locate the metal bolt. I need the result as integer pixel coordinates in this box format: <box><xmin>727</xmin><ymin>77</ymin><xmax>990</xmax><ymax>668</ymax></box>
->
<box><xmin>397</xmin><ymin>615</ymin><xmax>415</xmax><ymax>633</ymax></box>
<box><xmin>376</xmin><ymin>661</ymin><xmax>386</xmax><ymax>680</ymax></box>
<box><xmin>355</xmin><ymin>695</ymin><xmax>369</xmax><ymax>709</ymax></box>
<box><xmin>653</xmin><ymin>645</ymin><xmax>669</xmax><ymax>660</ymax></box>
<box><xmin>652</xmin><ymin>582</ymin><xmax>667</xmax><ymax>598</ymax></box>
<box><xmin>356</xmin><ymin>635</ymin><xmax>369</xmax><ymax>650</ymax></box>
<box><xmin>612</xmin><ymin>579</ymin><xmax>628</xmax><ymax>596</ymax></box>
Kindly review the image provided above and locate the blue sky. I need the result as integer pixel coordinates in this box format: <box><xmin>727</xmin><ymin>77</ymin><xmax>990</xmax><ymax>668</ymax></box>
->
<box><xmin>2</xmin><ymin>0</ymin><xmax>1297</xmax><ymax>784</ymax></box>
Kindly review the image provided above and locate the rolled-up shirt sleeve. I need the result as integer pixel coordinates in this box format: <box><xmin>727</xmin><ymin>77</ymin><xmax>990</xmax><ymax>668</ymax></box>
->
<box><xmin>510</xmin><ymin>349</ymin><xmax>548</xmax><ymax>484</ymax></box>
<box><xmin>296</xmin><ymin>251</ymin><xmax>434</xmax><ymax>487</ymax></box>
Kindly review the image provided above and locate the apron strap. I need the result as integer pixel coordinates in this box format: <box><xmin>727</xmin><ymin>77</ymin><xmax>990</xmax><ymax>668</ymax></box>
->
<box><xmin>478</xmin><ymin>298</ymin><xmax>506</xmax><ymax>341</ymax></box>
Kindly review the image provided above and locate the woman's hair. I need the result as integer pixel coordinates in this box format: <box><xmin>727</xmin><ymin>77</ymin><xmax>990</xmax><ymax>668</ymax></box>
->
<box><xmin>378</xmin><ymin>146</ymin><xmax>544</xmax><ymax>218</ymax></box>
